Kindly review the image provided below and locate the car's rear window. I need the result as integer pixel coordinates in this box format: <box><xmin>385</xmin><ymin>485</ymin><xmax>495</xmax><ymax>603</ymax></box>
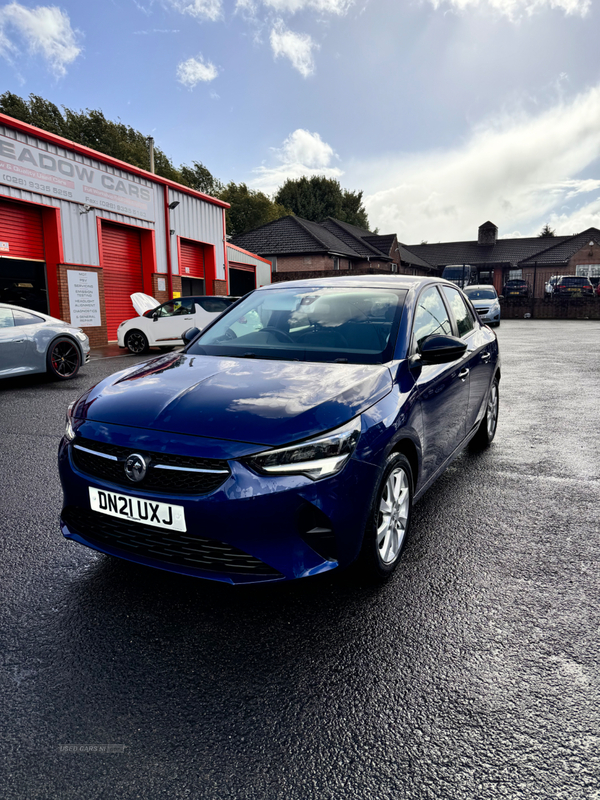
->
<box><xmin>560</xmin><ymin>277</ymin><xmax>589</xmax><ymax>285</ymax></box>
<box><xmin>195</xmin><ymin>297</ymin><xmax>236</xmax><ymax>313</ymax></box>
<box><xmin>187</xmin><ymin>287</ymin><xmax>407</xmax><ymax>364</ymax></box>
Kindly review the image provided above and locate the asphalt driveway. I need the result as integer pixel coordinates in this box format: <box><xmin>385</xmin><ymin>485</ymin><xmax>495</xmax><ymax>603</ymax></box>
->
<box><xmin>0</xmin><ymin>320</ymin><xmax>598</xmax><ymax>799</ymax></box>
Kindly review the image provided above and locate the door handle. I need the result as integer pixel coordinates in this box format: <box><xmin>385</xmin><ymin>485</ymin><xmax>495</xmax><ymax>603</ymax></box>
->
<box><xmin>458</xmin><ymin>368</ymin><xmax>469</xmax><ymax>380</ymax></box>
<box><xmin>13</xmin><ymin>339</ymin><xmax>25</xmax><ymax>344</ymax></box>
<box><xmin>481</xmin><ymin>352</ymin><xmax>491</xmax><ymax>362</ymax></box>
<box><xmin>184</xmin><ymin>317</ymin><xmax>193</xmax><ymax>320</ymax></box>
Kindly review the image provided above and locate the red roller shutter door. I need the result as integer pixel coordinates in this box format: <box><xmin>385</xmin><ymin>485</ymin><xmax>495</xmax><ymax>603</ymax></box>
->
<box><xmin>180</xmin><ymin>240</ymin><xmax>205</xmax><ymax>278</ymax></box>
<box><xmin>101</xmin><ymin>224</ymin><xmax>143</xmax><ymax>340</ymax></box>
<box><xmin>0</xmin><ymin>200</ymin><xmax>45</xmax><ymax>260</ymax></box>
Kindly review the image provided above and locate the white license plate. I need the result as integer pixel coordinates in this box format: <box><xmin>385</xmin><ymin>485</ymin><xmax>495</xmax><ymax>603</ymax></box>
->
<box><xmin>89</xmin><ymin>487</ymin><xmax>186</xmax><ymax>532</ymax></box>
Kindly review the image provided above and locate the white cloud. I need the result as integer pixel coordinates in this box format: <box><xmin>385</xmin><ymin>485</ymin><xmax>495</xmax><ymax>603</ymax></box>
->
<box><xmin>270</xmin><ymin>20</ymin><xmax>316</xmax><ymax>77</ymax></box>
<box><xmin>262</xmin><ymin>0</ymin><xmax>355</xmax><ymax>13</ymax></box>
<box><xmin>169</xmin><ymin>0</ymin><xmax>222</xmax><ymax>21</ymax></box>
<box><xmin>0</xmin><ymin>2</ymin><xmax>81</xmax><ymax>76</ymax></box>
<box><xmin>251</xmin><ymin>129</ymin><xmax>342</xmax><ymax>193</ymax></box>
<box><xmin>345</xmin><ymin>85</ymin><xmax>600</xmax><ymax>241</ymax></box>
<box><xmin>236</xmin><ymin>0</ymin><xmax>354</xmax><ymax>13</ymax></box>
<box><xmin>427</xmin><ymin>0</ymin><xmax>590</xmax><ymax>21</ymax></box>
<box><xmin>176</xmin><ymin>55</ymin><xmax>218</xmax><ymax>86</ymax></box>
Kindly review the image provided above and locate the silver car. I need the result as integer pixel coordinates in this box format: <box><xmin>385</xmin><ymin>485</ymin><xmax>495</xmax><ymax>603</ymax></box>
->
<box><xmin>0</xmin><ymin>303</ymin><xmax>90</xmax><ymax>380</ymax></box>
<box><xmin>463</xmin><ymin>285</ymin><xmax>501</xmax><ymax>327</ymax></box>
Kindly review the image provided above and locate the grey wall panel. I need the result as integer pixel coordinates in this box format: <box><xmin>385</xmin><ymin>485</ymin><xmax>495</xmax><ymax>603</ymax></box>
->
<box><xmin>227</xmin><ymin>246</ymin><xmax>272</xmax><ymax>287</ymax></box>
<box><xmin>255</xmin><ymin>262</ymin><xmax>271</xmax><ymax>287</ymax></box>
<box><xmin>167</xmin><ymin>189</ymin><xmax>226</xmax><ymax>280</ymax></box>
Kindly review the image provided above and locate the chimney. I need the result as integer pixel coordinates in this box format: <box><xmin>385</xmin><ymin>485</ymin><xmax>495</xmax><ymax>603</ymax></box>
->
<box><xmin>478</xmin><ymin>221</ymin><xmax>497</xmax><ymax>246</ymax></box>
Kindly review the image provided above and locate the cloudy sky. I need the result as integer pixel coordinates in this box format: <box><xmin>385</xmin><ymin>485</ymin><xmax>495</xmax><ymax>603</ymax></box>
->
<box><xmin>1</xmin><ymin>0</ymin><xmax>599</xmax><ymax>242</ymax></box>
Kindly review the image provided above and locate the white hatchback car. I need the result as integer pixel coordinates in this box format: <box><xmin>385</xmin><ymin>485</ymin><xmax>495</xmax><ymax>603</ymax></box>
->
<box><xmin>117</xmin><ymin>294</ymin><xmax>238</xmax><ymax>354</ymax></box>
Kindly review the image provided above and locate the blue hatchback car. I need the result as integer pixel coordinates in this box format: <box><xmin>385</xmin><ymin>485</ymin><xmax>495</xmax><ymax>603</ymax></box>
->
<box><xmin>59</xmin><ymin>276</ymin><xmax>500</xmax><ymax>584</ymax></box>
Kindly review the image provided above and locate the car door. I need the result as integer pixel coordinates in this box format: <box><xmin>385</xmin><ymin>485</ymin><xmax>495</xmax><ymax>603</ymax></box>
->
<box><xmin>0</xmin><ymin>307</ymin><xmax>34</xmax><ymax>375</ymax></box>
<box><xmin>410</xmin><ymin>285</ymin><xmax>470</xmax><ymax>483</ymax></box>
<box><xmin>441</xmin><ymin>285</ymin><xmax>494</xmax><ymax>435</ymax></box>
<box><xmin>150</xmin><ymin>298</ymin><xmax>195</xmax><ymax>344</ymax></box>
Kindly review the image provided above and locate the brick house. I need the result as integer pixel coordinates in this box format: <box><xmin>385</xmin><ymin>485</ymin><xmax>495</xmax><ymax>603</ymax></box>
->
<box><xmin>406</xmin><ymin>222</ymin><xmax>600</xmax><ymax>297</ymax></box>
<box><xmin>229</xmin><ymin>215</ymin><xmax>435</xmax><ymax>278</ymax></box>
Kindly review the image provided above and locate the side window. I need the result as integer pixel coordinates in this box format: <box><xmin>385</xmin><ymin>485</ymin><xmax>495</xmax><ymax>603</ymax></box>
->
<box><xmin>13</xmin><ymin>309</ymin><xmax>44</xmax><ymax>326</ymax></box>
<box><xmin>442</xmin><ymin>286</ymin><xmax>474</xmax><ymax>337</ymax></box>
<box><xmin>174</xmin><ymin>299</ymin><xmax>194</xmax><ymax>315</ymax></box>
<box><xmin>0</xmin><ymin>308</ymin><xmax>15</xmax><ymax>328</ymax></box>
<box><xmin>412</xmin><ymin>286</ymin><xmax>452</xmax><ymax>349</ymax></box>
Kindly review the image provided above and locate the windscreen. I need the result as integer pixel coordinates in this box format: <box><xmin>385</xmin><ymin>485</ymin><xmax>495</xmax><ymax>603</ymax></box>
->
<box><xmin>186</xmin><ymin>286</ymin><xmax>407</xmax><ymax>364</ymax></box>
<box><xmin>464</xmin><ymin>288</ymin><xmax>497</xmax><ymax>300</ymax></box>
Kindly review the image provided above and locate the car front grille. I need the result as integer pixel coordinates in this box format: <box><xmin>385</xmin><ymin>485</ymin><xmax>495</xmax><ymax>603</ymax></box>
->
<box><xmin>71</xmin><ymin>437</ymin><xmax>230</xmax><ymax>495</ymax></box>
<box><xmin>476</xmin><ymin>307</ymin><xmax>489</xmax><ymax>315</ymax></box>
<box><xmin>62</xmin><ymin>507</ymin><xmax>282</xmax><ymax>577</ymax></box>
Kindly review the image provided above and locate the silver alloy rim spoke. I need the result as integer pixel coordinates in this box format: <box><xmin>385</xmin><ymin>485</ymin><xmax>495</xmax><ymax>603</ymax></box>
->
<box><xmin>377</xmin><ymin>467</ymin><xmax>409</xmax><ymax>564</ymax></box>
<box><xmin>487</xmin><ymin>385</ymin><xmax>498</xmax><ymax>437</ymax></box>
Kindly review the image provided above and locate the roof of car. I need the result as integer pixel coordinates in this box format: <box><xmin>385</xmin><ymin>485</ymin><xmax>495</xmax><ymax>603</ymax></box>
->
<box><xmin>258</xmin><ymin>275</ymin><xmax>439</xmax><ymax>291</ymax></box>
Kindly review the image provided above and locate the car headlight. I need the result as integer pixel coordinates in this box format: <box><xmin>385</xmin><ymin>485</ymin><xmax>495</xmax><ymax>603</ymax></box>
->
<box><xmin>75</xmin><ymin>330</ymin><xmax>88</xmax><ymax>342</ymax></box>
<box><xmin>246</xmin><ymin>417</ymin><xmax>361</xmax><ymax>480</ymax></box>
<box><xmin>65</xmin><ymin>401</ymin><xmax>76</xmax><ymax>441</ymax></box>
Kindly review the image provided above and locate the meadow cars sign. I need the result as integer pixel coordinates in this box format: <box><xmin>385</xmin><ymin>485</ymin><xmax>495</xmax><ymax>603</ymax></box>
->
<box><xmin>0</xmin><ymin>133</ymin><xmax>155</xmax><ymax>221</ymax></box>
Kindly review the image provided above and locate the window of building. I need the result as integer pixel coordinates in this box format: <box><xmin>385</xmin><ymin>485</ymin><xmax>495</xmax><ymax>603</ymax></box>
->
<box><xmin>333</xmin><ymin>257</ymin><xmax>340</xmax><ymax>271</ymax></box>
<box><xmin>269</xmin><ymin>256</ymin><xmax>277</xmax><ymax>273</ymax></box>
<box><xmin>576</xmin><ymin>264</ymin><xmax>600</xmax><ymax>277</ymax></box>
<box><xmin>508</xmin><ymin>269</ymin><xmax>522</xmax><ymax>280</ymax></box>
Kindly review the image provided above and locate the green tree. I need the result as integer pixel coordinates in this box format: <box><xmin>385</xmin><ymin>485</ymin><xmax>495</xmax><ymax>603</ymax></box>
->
<box><xmin>538</xmin><ymin>223</ymin><xmax>556</xmax><ymax>238</ymax></box>
<box><xmin>340</xmin><ymin>189</ymin><xmax>369</xmax><ymax>229</ymax></box>
<box><xmin>274</xmin><ymin>175</ymin><xmax>370</xmax><ymax>229</ymax></box>
<box><xmin>219</xmin><ymin>182</ymin><xmax>291</xmax><ymax>237</ymax></box>
<box><xmin>180</xmin><ymin>161</ymin><xmax>224</xmax><ymax>196</ymax></box>
<box><xmin>0</xmin><ymin>91</ymin><xmax>189</xmax><ymax>184</ymax></box>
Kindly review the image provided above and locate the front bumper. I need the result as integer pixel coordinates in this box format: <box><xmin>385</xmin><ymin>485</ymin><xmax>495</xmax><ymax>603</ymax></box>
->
<box><xmin>58</xmin><ymin>423</ymin><xmax>379</xmax><ymax>584</ymax></box>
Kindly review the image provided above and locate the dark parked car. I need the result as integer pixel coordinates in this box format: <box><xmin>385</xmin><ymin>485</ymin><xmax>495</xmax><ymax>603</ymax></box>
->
<box><xmin>58</xmin><ymin>276</ymin><xmax>500</xmax><ymax>584</ymax></box>
<box><xmin>502</xmin><ymin>279</ymin><xmax>530</xmax><ymax>298</ymax></box>
<box><xmin>554</xmin><ymin>276</ymin><xmax>594</xmax><ymax>296</ymax></box>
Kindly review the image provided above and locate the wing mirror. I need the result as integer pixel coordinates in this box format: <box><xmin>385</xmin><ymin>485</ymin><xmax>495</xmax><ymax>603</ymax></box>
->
<box><xmin>182</xmin><ymin>327</ymin><xmax>201</xmax><ymax>345</ymax></box>
<box><xmin>415</xmin><ymin>334</ymin><xmax>468</xmax><ymax>365</ymax></box>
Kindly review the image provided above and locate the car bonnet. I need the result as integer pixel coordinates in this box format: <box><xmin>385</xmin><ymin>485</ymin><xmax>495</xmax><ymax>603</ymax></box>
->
<box><xmin>72</xmin><ymin>352</ymin><xmax>393</xmax><ymax>447</ymax></box>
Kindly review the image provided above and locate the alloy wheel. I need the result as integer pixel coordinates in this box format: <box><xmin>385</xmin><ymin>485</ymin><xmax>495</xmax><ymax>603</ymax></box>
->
<box><xmin>50</xmin><ymin>341</ymin><xmax>80</xmax><ymax>378</ymax></box>
<box><xmin>486</xmin><ymin>383</ymin><xmax>499</xmax><ymax>439</ymax></box>
<box><xmin>377</xmin><ymin>467</ymin><xmax>410</xmax><ymax>565</ymax></box>
<box><xmin>127</xmin><ymin>331</ymin><xmax>148</xmax><ymax>354</ymax></box>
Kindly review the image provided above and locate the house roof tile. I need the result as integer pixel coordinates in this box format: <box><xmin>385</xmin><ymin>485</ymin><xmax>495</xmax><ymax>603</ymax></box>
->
<box><xmin>519</xmin><ymin>228</ymin><xmax>600</xmax><ymax>264</ymax></box>
<box><xmin>406</xmin><ymin>236</ymin><xmax>573</xmax><ymax>268</ymax></box>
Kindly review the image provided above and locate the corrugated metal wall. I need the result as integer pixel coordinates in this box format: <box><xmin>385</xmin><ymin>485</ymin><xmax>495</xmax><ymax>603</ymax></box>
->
<box><xmin>168</xmin><ymin>189</ymin><xmax>225</xmax><ymax>281</ymax></box>
<box><xmin>227</xmin><ymin>245</ymin><xmax>271</xmax><ymax>287</ymax></box>
<box><xmin>0</xmin><ymin>124</ymin><xmax>170</xmax><ymax>275</ymax></box>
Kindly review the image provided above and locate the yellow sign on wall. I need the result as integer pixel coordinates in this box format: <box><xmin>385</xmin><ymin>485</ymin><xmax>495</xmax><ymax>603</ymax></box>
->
<box><xmin>172</xmin><ymin>291</ymin><xmax>181</xmax><ymax>298</ymax></box>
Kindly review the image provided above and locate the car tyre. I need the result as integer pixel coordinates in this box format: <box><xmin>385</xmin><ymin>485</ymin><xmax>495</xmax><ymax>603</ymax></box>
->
<box><xmin>470</xmin><ymin>376</ymin><xmax>499</xmax><ymax>450</ymax></box>
<box><xmin>354</xmin><ymin>452</ymin><xmax>413</xmax><ymax>581</ymax></box>
<box><xmin>47</xmin><ymin>337</ymin><xmax>81</xmax><ymax>380</ymax></box>
<box><xmin>125</xmin><ymin>330</ymin><xmax>149</xmax><ymax>354</ymax></box>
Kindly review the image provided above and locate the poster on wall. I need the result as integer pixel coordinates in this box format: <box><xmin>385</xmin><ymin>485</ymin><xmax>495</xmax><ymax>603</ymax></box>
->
<box><xmin>67</xmin><ymin>270</ymin><xmax>101</xmax><ymax>327</ymax></box>
<box><xmin>0</xmin><ymin>133</ymin><xmax>155</xmax><ymax>221</ymax></box>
